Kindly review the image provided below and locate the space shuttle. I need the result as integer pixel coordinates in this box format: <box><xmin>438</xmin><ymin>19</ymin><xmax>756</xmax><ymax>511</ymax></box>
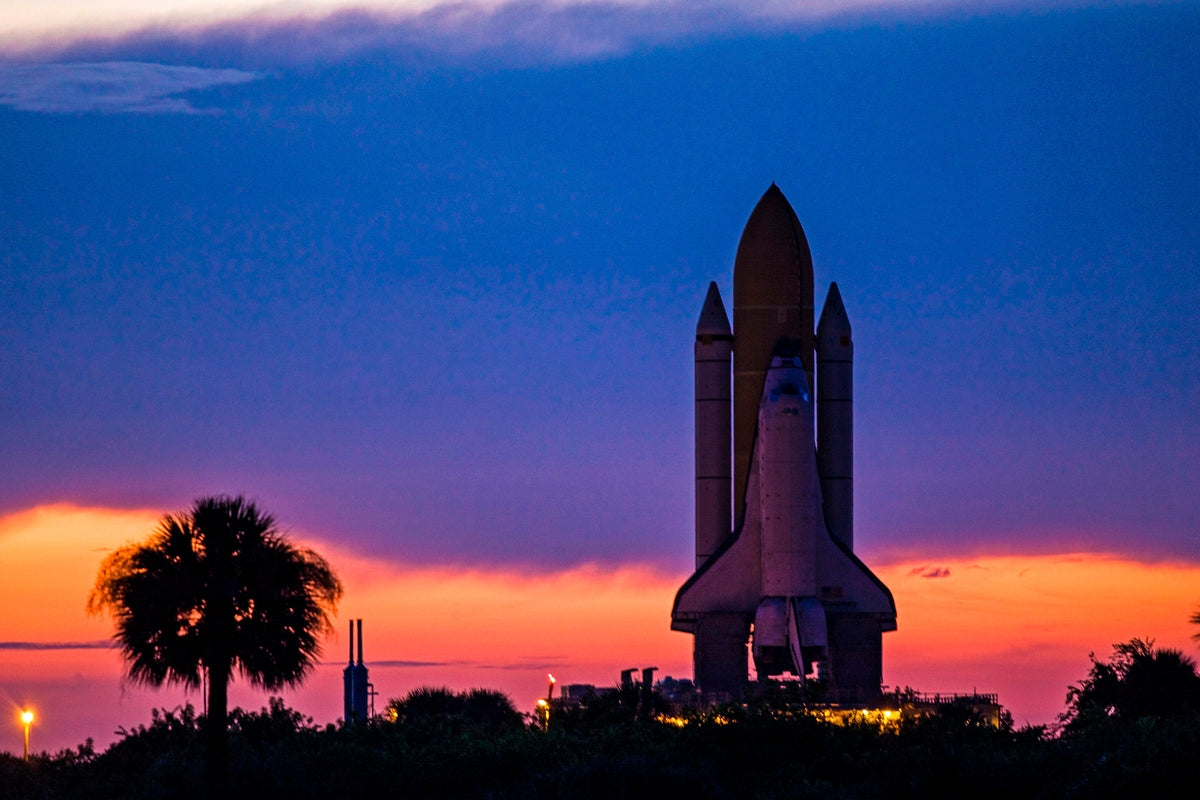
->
<box><xmin>671</xmin><ymin>185</ymin><xmax>896</xmax><ymax>702</ymax></box>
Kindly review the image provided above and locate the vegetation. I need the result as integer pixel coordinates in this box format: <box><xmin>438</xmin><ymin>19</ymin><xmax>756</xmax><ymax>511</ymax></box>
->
<box><xmin>385</xmin><ymin>686</ymin><xmax>526</xmax><ymax>730</ymax></box>
<box><xmin>9</xmin><ymin>641</ymin><xmax>1200</xmax><ymax>800</ymax></box>
<box><xmin>88</xmin><ymin>495</ymin><xmax>343</xmax><ymax>797</ymax></box>
<box><xmin>1059</xmin><ymin>638</ymin><xmax>1200</xmax><ymax>733</ymax></box>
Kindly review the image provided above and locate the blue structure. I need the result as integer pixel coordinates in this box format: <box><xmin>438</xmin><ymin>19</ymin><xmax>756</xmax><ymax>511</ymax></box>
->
<box><xmin>343</xmin><ymin>619</ymin><xmax>371</xmax><ymax>724</ymax></box>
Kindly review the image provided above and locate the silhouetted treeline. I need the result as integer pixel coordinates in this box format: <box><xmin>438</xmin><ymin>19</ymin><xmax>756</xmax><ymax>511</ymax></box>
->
<box><xmin>7</xmin><ymin>644</ymin><xmax>1200</xmax><ymax>800</ymax></box>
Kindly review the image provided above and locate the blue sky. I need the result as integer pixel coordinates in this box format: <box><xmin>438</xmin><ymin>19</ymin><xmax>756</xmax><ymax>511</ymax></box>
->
<box><xmin>2</xmin><ymin>1</ymin><xmax>1198</xmax><ymax>570</ymax></box>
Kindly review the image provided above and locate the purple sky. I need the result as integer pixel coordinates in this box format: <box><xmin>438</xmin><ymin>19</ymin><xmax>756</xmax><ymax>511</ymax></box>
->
<box><xmin>2</xmin><ymin>1</ymin><xmax>1198</xmax><ymax>572</ymax></box>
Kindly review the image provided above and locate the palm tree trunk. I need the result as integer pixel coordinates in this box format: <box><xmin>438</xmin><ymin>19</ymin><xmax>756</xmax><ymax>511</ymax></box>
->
<box><xmin>205</xmin><ymin>662</ymin><xmax>230</xmax><ymax>799</ymax></box>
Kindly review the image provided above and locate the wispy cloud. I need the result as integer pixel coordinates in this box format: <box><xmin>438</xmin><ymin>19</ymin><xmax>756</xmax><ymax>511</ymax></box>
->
<box><xmin>0</xmin><ymin>61</ymin><xmax>260</xmax><ymax>114</ymax></box>
<box><xmin>0</xmin><ymin>640</ymin><xmax>114</xmax><ymax>650</ymax></box>
<box><xmin>2</xmin><ymin>0</ymin><xmax>1109</xmax><ymax>67</ymax></box>
<box><xmin>0</xmin><ymin>0</ymin><xmax>1126</xmax><ymax>121</ymax></box>
<box><xmin>909</xmin><ymin>565</ymin><xmax>952</xmax><ymax>579</ymax></box>
<box><xmin>477</xmin><ymin>658</ymin><xmax>570</xmax><ymax>670</ymax></box>
<box><xmin>322</xmin><ymin>658</ymin><xmax>461</xmax><ymax>667</ymax></box>
<box><xmin>321</xmin><ymin>657</ymin><xmax>569</xmax><ymax>669</ymax></box>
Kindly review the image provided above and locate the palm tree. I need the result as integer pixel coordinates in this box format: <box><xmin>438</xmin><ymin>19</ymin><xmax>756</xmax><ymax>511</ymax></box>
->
<box><xmin>89</xmin><ymin>495</ymin><xmax>343</xmax><ymax>796</ymax></box>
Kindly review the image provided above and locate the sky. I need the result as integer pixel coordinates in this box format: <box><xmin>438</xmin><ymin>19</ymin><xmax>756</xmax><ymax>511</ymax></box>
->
<box><xmin>2</xmin><ymin>0</ymin><xmax>1199</xmax><ymax>753</ymax></box>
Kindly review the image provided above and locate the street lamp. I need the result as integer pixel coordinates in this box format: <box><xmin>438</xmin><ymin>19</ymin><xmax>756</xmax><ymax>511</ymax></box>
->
<box><xmin>20</xmin><ymin>710</ymin><xmax>33</xmax><ymax>760</ymax></box>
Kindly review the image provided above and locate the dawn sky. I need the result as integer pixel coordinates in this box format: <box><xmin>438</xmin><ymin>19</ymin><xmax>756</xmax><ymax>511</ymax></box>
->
<box><xmin>2</xmin><ymin>0</ymin><xmax>1198</xmax><ymax>753</ymax></box>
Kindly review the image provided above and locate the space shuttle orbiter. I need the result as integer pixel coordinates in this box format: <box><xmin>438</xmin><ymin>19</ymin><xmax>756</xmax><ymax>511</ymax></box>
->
<box><xmin>671</xmin><ymin>185</ymin><xmax>896</xmax><ymax>702</ymax></box>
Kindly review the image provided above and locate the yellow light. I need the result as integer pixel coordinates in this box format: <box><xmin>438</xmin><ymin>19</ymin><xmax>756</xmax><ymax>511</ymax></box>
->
<box><xmin>548</xmin><ymin>674</ymin><xmax>556</xmax><ymax>684</ymax></box>
<box><xmin>536</xmin><ymin>699</ymin><xmax>549</xmax><ymax>708</ymax></box>
<box><xmin>20</xmin><ymin>709</ymin><xmax>33</xmax><ymax>761</ymax></box>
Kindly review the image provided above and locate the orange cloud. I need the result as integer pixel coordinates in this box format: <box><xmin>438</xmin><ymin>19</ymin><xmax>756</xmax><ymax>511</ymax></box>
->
<box><xmin>0</xmin><ymin>504</ymin><xmax>162</xmax><ymax>646</ymax></box>
<box><xmin>325</xmin><ymin>545</ymin><xmax>686</xmax><ymax>668</ymax></box>
<box><xmin>3</xmin><ymin>505</ymin><xmax>1200</xmax><ymax>754</ymax></box>
<box><xmin>874</xmin><ymin>555</ymin><xmax>1200</xmax><ymax>726</ymax></box>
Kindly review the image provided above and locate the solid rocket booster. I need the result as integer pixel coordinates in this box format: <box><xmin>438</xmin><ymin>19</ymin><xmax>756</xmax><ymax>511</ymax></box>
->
<box><xmin>816</xmin><ymin>282</ymin><xmax>853</xmax><ymax>550</ymax></box>
<box><xmin>695</xmin><ymin>282</ymin><xmax>733</xmax><ymax>568</ymax></box>
<box><xmin>672</xmin><ymin>184</ymin><xmax>895</xmax><ymax>701</ymax></box>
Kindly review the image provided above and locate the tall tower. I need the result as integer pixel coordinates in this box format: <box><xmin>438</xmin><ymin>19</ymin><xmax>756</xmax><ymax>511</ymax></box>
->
<box><xmin>343</xmin><ymin>619</ymin><xmax>370</xmax><ymax>724</ymax></box>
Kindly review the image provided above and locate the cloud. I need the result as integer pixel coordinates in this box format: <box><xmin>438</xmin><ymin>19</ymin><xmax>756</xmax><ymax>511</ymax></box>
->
<box><xmin>0</xmin><ymin>640</ymin><xmax>113</xmax><ymax>650</ymax></box>
<box><xmin>325</xmin><ymin>657</ymin><xmax>569</xmax><ymax>669</ymax></box>
<box><xmin>1</xmin><ymin>0</ymin><xmax>1107</xmax><ymax>68</ymax></box>
<box><xmin>909</xmin><ymin>565</ymin><xmax>952</xmax><ymax>578</ymax></box>
<box><xmin>325</xmin><ymin>658</ymin><xmax>459</xmax><ymax>667</ymax></box>
<box><xmin>0</xmin><ymin>1</ymin><xmax>1135</xmax><ymax>114</ymax></box>
<box><xmin>875</xmin><ymin>554</ymin><xmax>1200</xmax><ymax>724</ymax></box>
<box><xmin>476</xmin><ymin>658</ymin><xmax>571</xmax><ymax>670</ymax></box>
<box><xmin>0</xmin><ymin>61</ymin><xmax>260</xmax><ymax>114</ymax></box>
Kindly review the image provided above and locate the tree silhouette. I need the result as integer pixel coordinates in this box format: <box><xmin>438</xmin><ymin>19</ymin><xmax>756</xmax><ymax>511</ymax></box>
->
<box><xmin>89</xmin><ymin>495</ymin><xmax>342</xmax><ymax>797</ymax></box>
<box><xmin>1059</xmin><ymin>638</ymin><xmax>1200</xmax><ymax>734</ymax></box>
<box><xmin>385</xmin><ymin>687</ymin><xmax>525</xmax><ymax>731</ymax></box>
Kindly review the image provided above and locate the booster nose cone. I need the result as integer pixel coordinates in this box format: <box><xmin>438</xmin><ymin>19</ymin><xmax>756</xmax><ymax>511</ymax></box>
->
<box><xmin>696</xmin><ymin>282</ymin><xmax>732</xmax><ymax>338</ymax></box>
<box><xmin>816</xmin><ymin>281</ymin><xmax>850</xmax><ymax>340</ymax></box>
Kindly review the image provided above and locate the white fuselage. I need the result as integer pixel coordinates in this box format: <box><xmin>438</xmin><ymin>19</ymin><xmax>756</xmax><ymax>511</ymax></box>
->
<box><xmin>756</xmin><ymin>354</ymin><xmax>819</xmax><ymax>599</ymax></box>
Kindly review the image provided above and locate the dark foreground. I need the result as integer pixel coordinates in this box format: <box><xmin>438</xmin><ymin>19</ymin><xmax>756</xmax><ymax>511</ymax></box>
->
<box><xmin>4</xmin><ymin>694</ymin><xmax>1200</xmax><ymax>800</ymax></box>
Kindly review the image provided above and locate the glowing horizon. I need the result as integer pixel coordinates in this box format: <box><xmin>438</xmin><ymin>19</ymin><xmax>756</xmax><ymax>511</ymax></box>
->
<box><xmin>3</xmin><ymin>504</ymin><xmax>1199</xmax><ymax>753</ymax></box>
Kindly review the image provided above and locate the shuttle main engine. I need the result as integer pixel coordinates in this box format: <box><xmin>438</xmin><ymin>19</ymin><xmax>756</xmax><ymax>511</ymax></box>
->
<box><xmin>672</xmin><ymin>185</ymin><xmax>896</xmax><ymax>702</ymax></box>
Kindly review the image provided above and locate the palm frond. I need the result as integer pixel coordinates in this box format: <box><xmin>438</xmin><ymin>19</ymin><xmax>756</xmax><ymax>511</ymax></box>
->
<box><xmin>90</xmin><ymin>495</ymin><xmax>342</xmax><ymax>694</ymax></box>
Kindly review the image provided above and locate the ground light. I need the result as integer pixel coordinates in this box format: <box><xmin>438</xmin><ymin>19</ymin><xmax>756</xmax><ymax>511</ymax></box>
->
<box><xmin>20</xmin><ymin>709</ymin><xmax>33</xmax><ymax>760</ymax></box>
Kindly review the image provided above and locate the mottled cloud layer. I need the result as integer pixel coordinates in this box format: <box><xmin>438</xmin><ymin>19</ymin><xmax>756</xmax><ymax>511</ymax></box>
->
<box><xmin>0</xmin><ymin>0</ymin><xmax>1136</xmax><ymax>112</ymax></box>
<box><xmin>0</xmin><ymin>61</ymin><xmax>259</xmax><ymax>113</ymax></box>
<box><xmin>2</xmin><ymin>0</ymin><xmax>1115</xmax><ymax>66</ymax></box>
<box><xmin>909</xmin><ymin>565</ymin><xmax>952</xmax><ymax>579</ymax></box>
